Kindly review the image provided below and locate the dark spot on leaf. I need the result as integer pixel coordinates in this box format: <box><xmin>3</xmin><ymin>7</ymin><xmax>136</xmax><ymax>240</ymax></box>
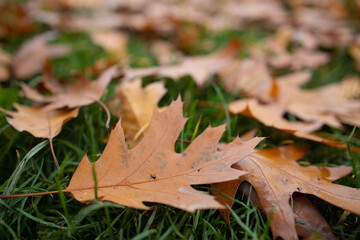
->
<box><xmin>150</xmin><ymin>174</ymin><xmax>156</xmax><ymax>180</ymax></box>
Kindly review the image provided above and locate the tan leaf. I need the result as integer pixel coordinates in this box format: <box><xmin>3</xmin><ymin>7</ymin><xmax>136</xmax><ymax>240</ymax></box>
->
<box><xmin>218</xmin><ymin>58</ymin><xmax>275</xmax><ymax>101</ymax></box>
<box><xmin>277</xmin><ymin>72</ymin><xmax>360</xmax><ymax>128</ymax></box>
<box><xmin>213</xmin><ymin>145</ymin><xmax>359</xmax><ymax>240</ymax></box>
<box><xmin>250</xmin><ymin>27</ymin><xmax>330</xmax><ymax>70</ymax></box>
<box><xmin>110</xmin><ymin>79</ymin><xmax>167</xmax><ymax>146</ymax></box>
<box><xmin>269</xmin><ymin>48</ymin><xmax>330</xmax><ymax>70</ymax></box>
<box><xmin>228</xmin><ymin>98</ymin><xmax>360</xmax><ymax>152</ymax></box>
<box><xmin>12</xmin><ymin>31</ymin><xmax>69</xmax><ymax>79</ymax></box>
<box><xmin>0</xmin><ymin>104</ymin><xmax>79</xmax><ymax>139</ymax></box>
<box><xmin>121</xmin><ymin>40</ymin><xmax>241</xmax><ymax>86</ymax></box>
<box><xmin>0</xmin><ymin>46</ymin><xmax>11</xmax><ymax>82</ymax></box>
<box><xmin>91</xmin><ymin>30</ymin><xmax>128</xmax><ymax>65</ymax></box>
<box><xmin>21</xmin><ymin>64</ymin><xmax>118</xmax><ymax>110</ymax></box>
<box><xmin>64</xmin><ymin>98</ymin><xmax>263</xmax><ymax>212</ymax></box>
<box><xmin>228</xmin><ymin>98</ymin><xmax>322</xmax><ymax>133</ymax></box>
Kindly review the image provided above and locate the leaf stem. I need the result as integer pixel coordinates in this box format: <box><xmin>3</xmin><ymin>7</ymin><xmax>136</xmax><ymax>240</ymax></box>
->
<box><xmin>95</xmin><ymin>99</ymin><xmax>111</xmax><ymax>129</ymax></box>
<box><xmin>49</xmin><ymin>138</ymin><xmax>60</xmax><ymax>171</ymax></box>
<box><xmin>47</xmin><ymin>115</ymin><xmax>60</xmax><ymax>171</ymax></box>
<box><xmin>0</xmin><ymin>190</ymin><xmax>59</xmax><ymax>199</ymax></box>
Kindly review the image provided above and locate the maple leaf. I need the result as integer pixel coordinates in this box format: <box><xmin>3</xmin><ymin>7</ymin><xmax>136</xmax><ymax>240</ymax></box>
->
<box><xmin>213</xmin><ymin>144</ymin><xmax>360</xmax><ymax>240</ymax></box>
<box><xmin>64</xmin><ymin>98</ymin><xmax>262</xmax><ymax>212</ymax></box>
<box><xmin>12</xmin><ymin>31</ymin><xmax>69</xmax><ymax>79</ymax></box>
<box><xmin>108</xmin><ymin>79</ymin><xmax>167</xmax><ymax>147</ymax></box>
<box><xmin>20</xmin><ymin>64</ymin><xmax>118</xmax><ymax>110</ymax></box>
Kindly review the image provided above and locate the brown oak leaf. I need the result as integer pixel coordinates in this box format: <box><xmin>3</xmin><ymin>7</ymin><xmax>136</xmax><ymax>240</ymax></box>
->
<box><xmin>228</xmin><ymin>97</ymin><xmax>360</xmax><ymax>152</ymax></box>
<box><xmin>20</xmin><ymin>64</ymin><xmax>118</xmax><ymax>110</ymax></box>
<box><xmin>12</xmin><ymin>31</ymin><xmax>69</xmax><ymax>79</ymax></box>
<box><xmin>64</xmin><ymin>98</ymin><xmax>262</xmax><ymax>212</ymax></box>
<box><xmin>0</xmin><ymin>104</ymin><xmax>79</xmax><ymax>139</ymax></box>
<box><xmin>213</xmin><ymin>144</ymin><xmax>360</xmax><ymax>240</ymax></box>
<box><xmin>121</xmin><ymin>40</ymin><xmax>241</xmax><ymax>86</ymax></box>
<box><xmin>108</xmin><ymin>79</ymin><xmax>167</xmax><ymax>147</ymax></box>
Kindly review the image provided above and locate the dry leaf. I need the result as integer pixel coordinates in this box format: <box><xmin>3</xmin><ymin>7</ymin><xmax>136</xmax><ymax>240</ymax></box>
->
<box><xmin>121</xmin><ymin>40</ymin><xmax>241</xmax><ymax>86</ymax></box>
<box><xmin>110</xmin><ymin>79</ymin><xmax>167</xmax><ymax>146</ymax></box>
<box><xmin>228</xmin><ymin>98</ymin><xmax>322</xmax><ymax>133</ymax></box>
<box><xmin>64</xmin><ymin>98</ymin><xmax>262</xmax><ymax>212</ymax></box>
<box><xmin>91</xmin><ymin>30</ymin><xmax>128</xmax><ymax>65</ymax></box>
<box><xmin>276</xmin><ymin>72</ymin><xmax>360</xmax><ymax>128</ymax></box>
<box><xmin>0</xmin><ymin>46</ymin><xmax>11</xmax><ymax>82</ymax></box>
<box><xmin>213</xmin><ymin>145</ymin><xmax>359</xmax><ymax>240</ymax></box>
<box><xmin>0</xmin><ymin>3</ymin><xmax>36</xmax><ymax>40</ymax></box>
<box><xmin>228</xmin><ymin>98</ymin><xmax>360</xmax><ymax>152</ymax></box>
<box><xmin>219</xmin><ymin>181</ymin><xmax>337</xmax><ymax>240</ymax></box>
<box><xmin>151</xmin><ymin>40</ymin><xmax>179</xmax><ymax>65</ymax></box>
<box><xmin>0</xmin><ymin>104</ymin><xmax>79</xmax><ymax>139</ymax></box>
<box><xmin>218</xmin><ymin>58</ymin><xmax>275</xmax><ymax>101</ymax></box>
<box><xmin>21</xmin><ymin>64</ymin><xmax>118</xmax><ymax>110</ymax></box>
<box><xmin>249</xmin><ymin>27</ymin><xmax>330</xmax><ymax>70</ymax></box>
<box><xmin>269</xmin><ymin>48</ymin><xmax>330</xmax><ymax>70</ymax></box>
<box><xmin>12</xmin><ymin>31</ymin><xmax>69</xmax><ymax>79</ymax></box>
<box><xmin>292</xmin><ymin>8</ymin><xmax>354</xmax><ymax>48</ymax></box>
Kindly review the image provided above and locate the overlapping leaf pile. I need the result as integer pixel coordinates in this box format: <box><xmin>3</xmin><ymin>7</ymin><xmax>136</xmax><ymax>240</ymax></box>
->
<box><xmin>1</xmin><ymin>0</ymin><xmax>360</xmax><ymax>239</ymax></box>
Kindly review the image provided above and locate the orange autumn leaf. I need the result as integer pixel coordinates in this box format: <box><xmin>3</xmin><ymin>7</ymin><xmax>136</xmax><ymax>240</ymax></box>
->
<box><xmin>213</xmin><ymin>145</ymin><xmax>359</xmax><ymax>240</ymax></box>
<box><xmin>0</xmin><ymin>104</ymin><xmax>79</xmax><ymax>139</ymax></box>
<box><xmin>228</xmin><ymin>97</ymin><xmax>360</xmax><ymax>152</ymax></box>
<box><xmin>228</xmin><ymin>98</ymin><xmax>322</xmax><ymax>133</ymax></box>
<box><xmin>276</xmin><ymin>72</ymin><xmax>360</xmax><ymax>129</ymax></box>
<box><xmin>221</xmin><ymin>182</ymin><xmax>337</xmax><ymax>240</ymax></box>
<box><xmin>64</xmin><ymin>98</ymin><xmax>262</xmax><ymax>212</ymax></box>
<box><xmin>20</xmin><ymin>64</ymin><xmax>118</xmax><ymax>110</ymax></box>
<box><xmin>109</xmin><ymin>78</ymin><xmax>167</xmax><ymax>147</ymax></box>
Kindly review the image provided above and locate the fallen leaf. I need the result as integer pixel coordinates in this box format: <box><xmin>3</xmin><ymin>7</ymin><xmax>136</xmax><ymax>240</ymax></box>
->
<box><xmin>218</xmin><ymin>181</ymin><xmax>337</xmax><ymax>240</ymax></box>
<box><xmin>228</xmin><ymin>98</ymin><xmax>323</xmax><ymax>133</ymax></box>
<box><xmin>213</xmin><ymin>144</ymin><xmax>359</xmax><ymax>240</ymax></box>
<box><xmin>109</xmin><ymin>79</ymin><xmax>167</xmax><ymax>146</ymax></box>
<box><xmin>222</xmin><ymin>0</ymin><xmax>287</xmax><ymax>28</ymax></box>
<box><xmin>292</xmin><ymin>7</ymin><xmax>354</xmax><ymax>48</ymax></box>
<box><xmin>0</xmin><ymin>104</ymin><xmax>79</xmax><ymax>139</ymax></box>
<box><xmin>151</xmin><ymin>40</ymin><xmax>179</xmax><ymax>65</ymax></box>
<box><xmin>269</xmin><ymin>48</ymin><xmax>330</xmax><ymax>70</ymax></box>
<box><xmin>91</xmin><ymin>30</ymin><xmax>128</xmax><ymax>65</ymax></box>
<box><xmin>350</xmin><ymin>36</ymin><xmax>360</xmax><ymax>72</ymax></box>
<box><xmin>21</xmin><ymin>64</ymin><xmax>118</xmax><ymax>110</ymax></box>
<box><xmin>249</xmin><ymin>27</ymin><xmax>330</xmax><ymax>70</ymax></box>
<box><xmin>12</xmin><ymin>31</ymin><xmax>69</xmax><ymax>79</ymax></box>
<box><xmin>0</xmin><ymin>3</ymin><xmax>36</xmax><ymax>40</ymax></box>
<box><xmin>64</xmin><ymin>98</ymin><xmax>262</xmax><ymax>212</ymax></box>
<box><xmin>276</xmin><ymin>72</ymin><xmax>360</xmax><ymax>128</ymax></box>
<box><xmin>0</xmin><ymin>46</ymin><xmax>11</xmax><ymax>82</ymax></box>
<box><xmin>228</xmin><ymin>98</ymin><xmax>360</xmax><ymax>152</ymax></box>
<box><xmin>121</xmin><ymin>40</ymin><xmax>241</xmax><ymax>86</ymax></box>
<box><xmin>218</xmin><ymin>58</ymin><xmax>275</xmax><ymax>101</ymax></box>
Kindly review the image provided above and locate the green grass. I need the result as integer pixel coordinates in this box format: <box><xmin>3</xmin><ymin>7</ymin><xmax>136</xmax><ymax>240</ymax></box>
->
<box><xmin>0</xmin><ymin>24</ymin><xmax>360</xmax><ymax>240</ymax></box>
